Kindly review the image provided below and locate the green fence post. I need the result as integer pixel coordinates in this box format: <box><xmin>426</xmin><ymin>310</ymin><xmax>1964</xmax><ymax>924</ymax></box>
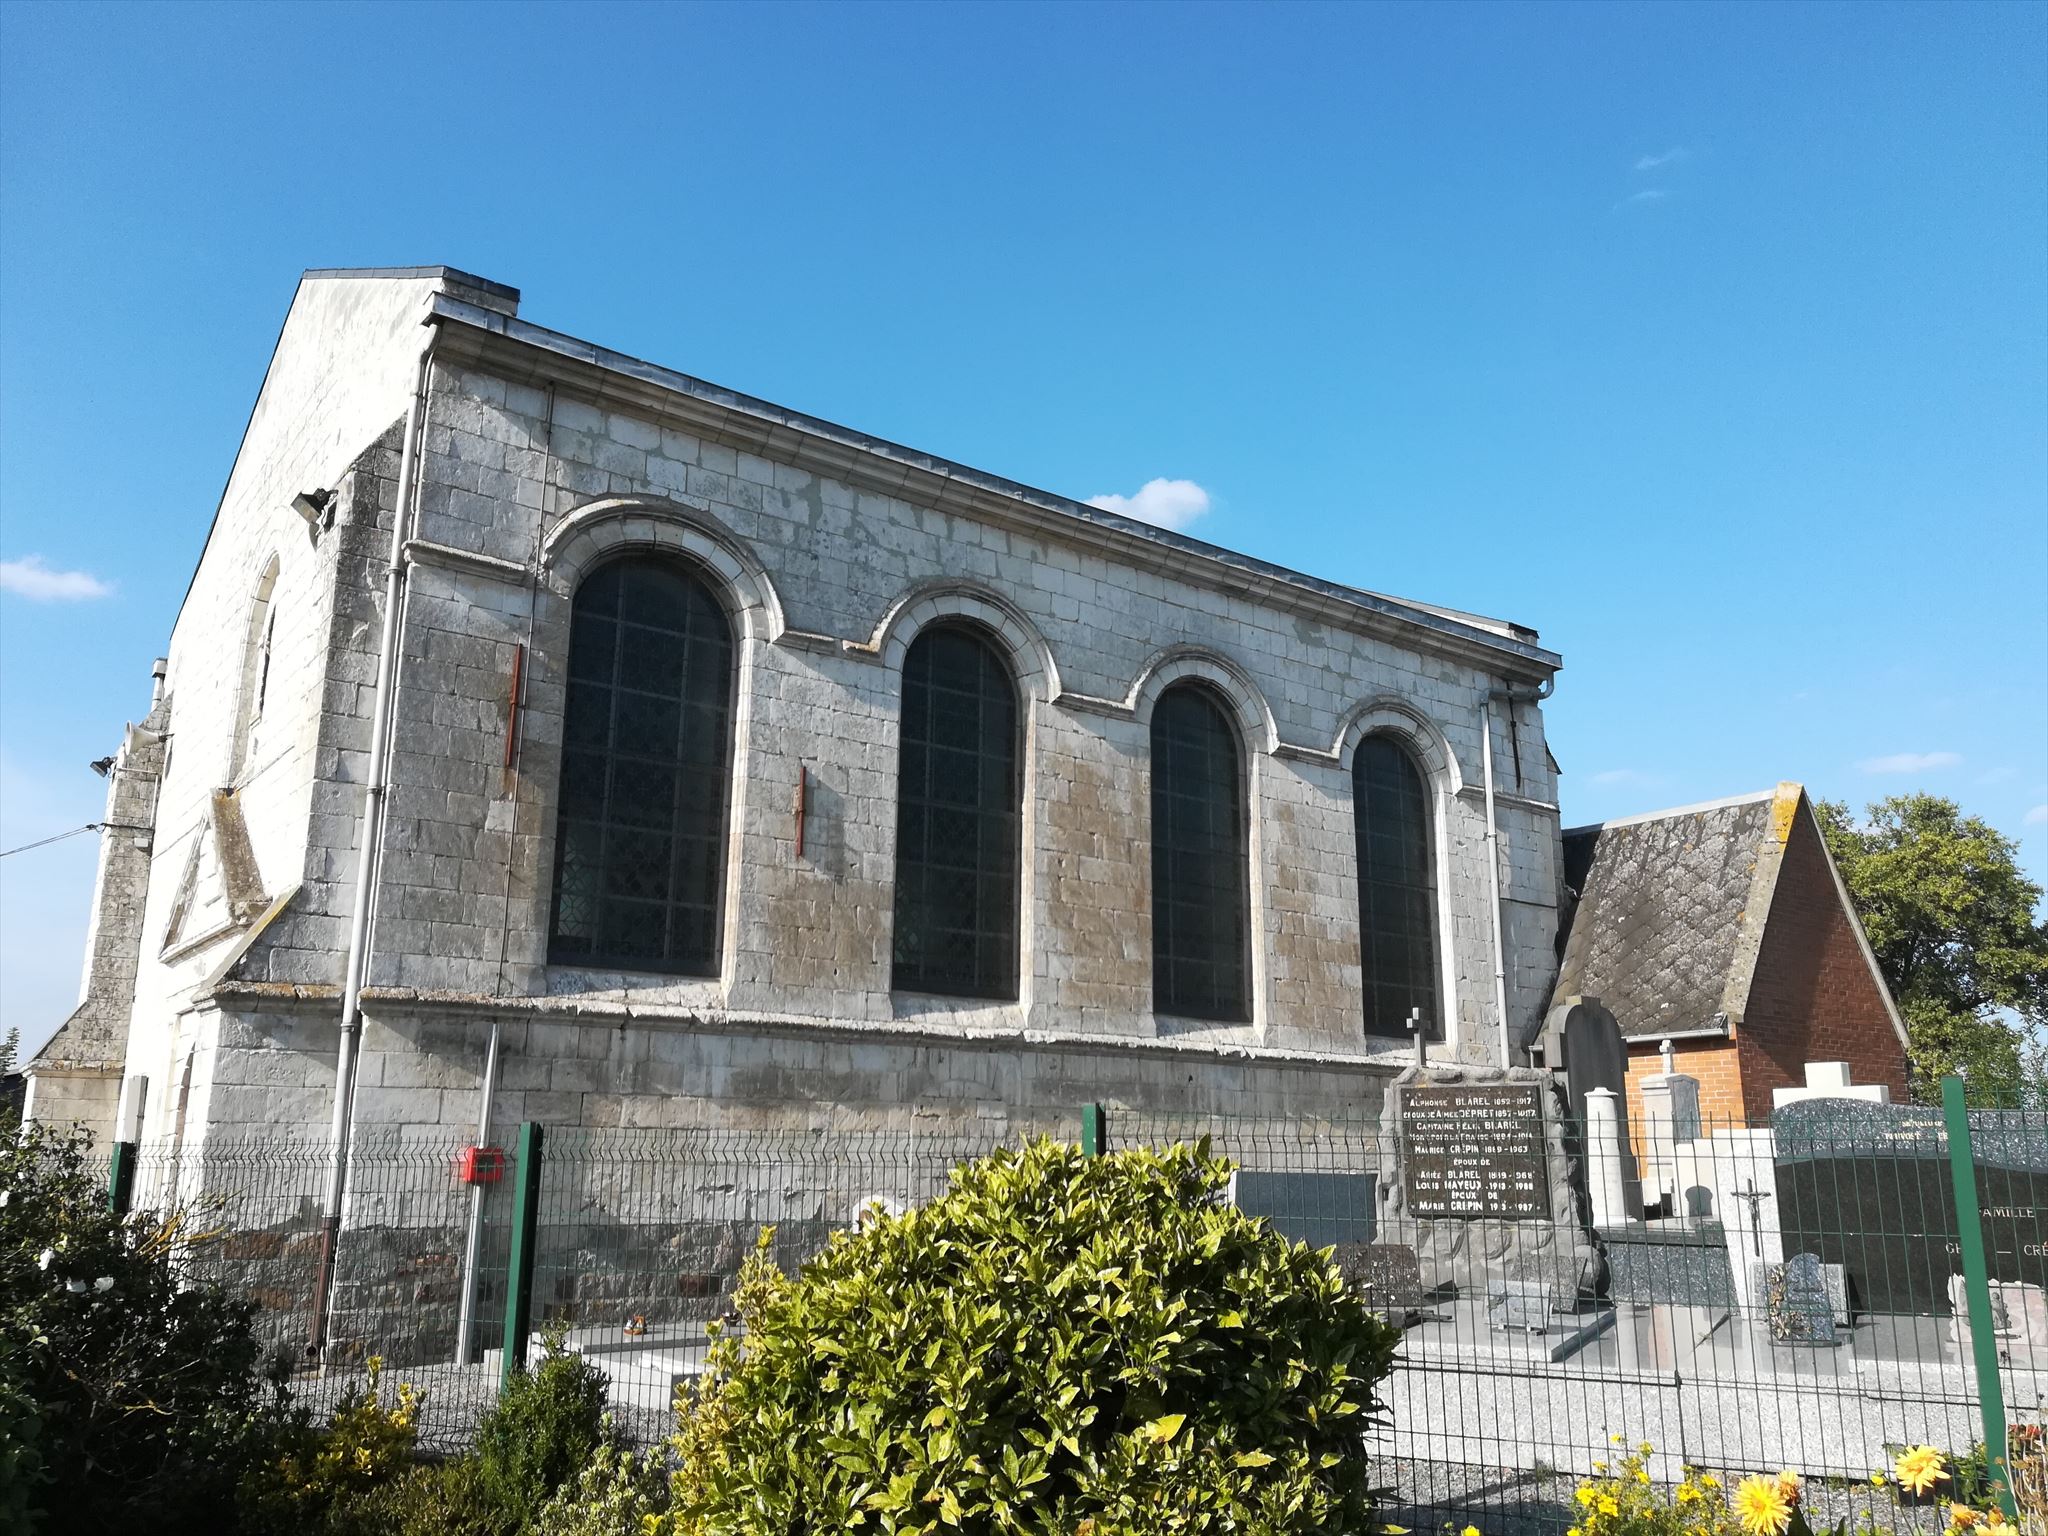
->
<box><xmin>500</xmin><ymin>1122</ymin><xmax>545</xmax><ymax>1393</ymax></box>
<box><xmin>106</xmin><ymin>1141</ymin><xmax>137</xmax><ymax>1216</ymax></box>
<box><xmin>1080</xmin><ymin>1103</ymin><xmax>1105</xmax><ymax>1158</ymax></box>
<box><xmin>1941</xmin><ymin>1076</ymin><xmax>2017</xmax><ymax>1523</ymax></box>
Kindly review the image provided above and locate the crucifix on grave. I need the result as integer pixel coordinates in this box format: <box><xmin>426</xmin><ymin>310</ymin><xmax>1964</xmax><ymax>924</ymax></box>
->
<box><xmin>1731</xmin><ymin>1179</ymin><xmax>1770</xmax><ymax>1259</ymax></box>
<box><xmin>1407</xmin><ymin>1006</ymin><xmax>1427</xmax><ymax>1067</ymax></box>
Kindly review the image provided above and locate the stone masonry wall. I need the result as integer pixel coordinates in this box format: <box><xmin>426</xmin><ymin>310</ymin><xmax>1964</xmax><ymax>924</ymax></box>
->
<box><xmin>121</xmin><ymin>275</ymin><xmax>451</xmax><ymax>1144</ymax></box>
<box><xmin>208</xmin><ymin>350</ymin><xmax>1565</xmax><ymax>1138</ymax></box>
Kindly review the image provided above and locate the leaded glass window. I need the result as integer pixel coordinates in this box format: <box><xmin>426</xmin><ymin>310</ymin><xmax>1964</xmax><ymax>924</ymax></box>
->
<box><xmin>1150</xmin><ymin>683</ymin><xmax>1251</xmax><ymax>1022</ymax></box>
<box><xmin>548</xmin><ymin>557</ymin><xmax>735</xmax><ymax>974</ymax></box>
<box><xmin>891</xmin><ymin>624</ymin><xmax>1021</xmax><ymax>999</ymax></box>
<box><xmin>1354</xmin><ymin>735</ymin><xmax>1440</xmax><ymax>1037</ymax></box>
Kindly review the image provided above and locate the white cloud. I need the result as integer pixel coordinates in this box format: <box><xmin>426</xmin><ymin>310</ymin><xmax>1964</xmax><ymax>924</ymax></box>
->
<box><xmin>1621</xmin><ymin>188</ymin><xmax>1671</xmax><ymax>206</ymax></box>
<box><xmin>0</xmin><ymin>555</ymin><xmax>113</xmax><ymax>602</ymax></box>
<box><xmin>1085</xmin><ymin>478</ymin><xmax>1212</xmax><ymax>533</ymax></box>
<box><xmin>1857</xmin><ymin>751</ymin><xmax>1963</xmax><ymax>775</ymax></box>
<box><xmin>1590</xmin><ymin>768</ymin><xmax>1658</xmax><ymax>786</ymax></box>
<box><xmin>2025</xmin><ymin>804</ymin><xmax>2048</xmax><ymax>828</ymax></box>
<box><xmin>1635</xmin><ymin>148</ymin><xmax>1688</xmax><ymax>171</ymax></box>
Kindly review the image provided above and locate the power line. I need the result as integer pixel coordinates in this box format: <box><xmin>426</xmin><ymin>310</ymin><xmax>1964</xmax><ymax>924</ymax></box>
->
<box><xmin>0</xmin><ymin>822</ymin><xmax>148</xmax><ymax>860</ymax></box>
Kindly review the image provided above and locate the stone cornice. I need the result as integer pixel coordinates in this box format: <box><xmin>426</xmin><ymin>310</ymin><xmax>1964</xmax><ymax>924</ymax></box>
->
<box><xmin>426</xmin><ymin>297</ymin><xmax>1562</xmax><ymax>685</ymax></box>
<box><xmin>200</xmin><ymin>979</ymin><xmax>1410</xmax><ymax>1077</ymax></box>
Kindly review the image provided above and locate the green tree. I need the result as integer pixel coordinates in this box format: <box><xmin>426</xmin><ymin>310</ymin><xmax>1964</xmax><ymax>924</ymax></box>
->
<box><xmin>1815</xmin><ymin>794</ymin><xmax>2048</xmax><ymax>1103</ymax></box>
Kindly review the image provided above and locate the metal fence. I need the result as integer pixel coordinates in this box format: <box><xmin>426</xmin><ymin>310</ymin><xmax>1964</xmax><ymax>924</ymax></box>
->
<box><xmin>98</xmin><ymin>1083</ymin><xmax>2042</xmax><ymax>1531</ymax></box>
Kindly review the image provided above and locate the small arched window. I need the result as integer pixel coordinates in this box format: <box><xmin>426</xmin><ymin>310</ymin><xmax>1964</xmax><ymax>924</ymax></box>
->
<box><xmin>227</xmin><ymin>556</ymin><xmax>279</xmax><ymax>783</ymax></box>
<box><xmin>1354</xmin><ymin>735</ymin><xmax>1440</xmax><ymax>1037</ymax></box>
<box><xmin>549</xmin><ymin>556</ymin><xmax>736</xmax><ymax>975</ymax></box>
<box><xmin>1150</xmin><ymin>682</ymin><xmax>1251</xmax><ymax>1022</ymax></box>
<box><xmin>891</xmin><ymin>623</ymin><xmax>1022</xmax><ymax>998</ymax></box>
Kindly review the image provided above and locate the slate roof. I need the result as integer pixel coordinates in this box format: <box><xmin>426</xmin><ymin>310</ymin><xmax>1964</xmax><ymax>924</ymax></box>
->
<box><xmin>1552</xmin><ymin>790</ymin><xmax>1779</xmax><ymax>1040</ymax></box>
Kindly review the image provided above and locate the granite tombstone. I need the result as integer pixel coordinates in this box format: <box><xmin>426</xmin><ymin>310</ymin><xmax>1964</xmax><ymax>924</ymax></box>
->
<box><xmin>1774</xmin><ymin>1098</ymin><xmax>2048</xmax><ymax>1315</ymax></box>
<box><xmin>1764</xmin><ymin>1253</ymin><xmax>1839</xmax><ymax>1344</ymax></box>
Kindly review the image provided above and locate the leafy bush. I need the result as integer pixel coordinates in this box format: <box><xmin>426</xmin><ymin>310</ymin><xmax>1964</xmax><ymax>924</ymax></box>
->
<box><xmin>239</xmin><ymin>1357</ymin><xmax>422</xmax><ymax>1532</ymax></box>
<box><xmin>535</xmin><ymin>1437</ymin><xmax>672</xmax><ymax>1536</ymax></box>
<box><xmin>0</xmin><ymin>1121</ymin><xmax>279</xmax><ymax>1533</ymax></box>
<box><xmin>329</xmin><ymin>1456</ymin><xmax>514</xmax><ymax>1536</ymax></box>
<box><xmin>472</xmin><ymin>1334</ymin><xmax>615</xmax><ymax>1528</ymax></box>
<box><xmin>661</xmin><ymin>1137</ymin><xmax>1401</xmax><ymax>1535</ymax></box>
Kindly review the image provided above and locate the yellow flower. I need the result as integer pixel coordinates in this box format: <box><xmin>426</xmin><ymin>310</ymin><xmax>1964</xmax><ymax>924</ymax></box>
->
<box><xmin>1702</xmin><ymin>1475</ymin><xmax>1722</xmax><ymax>1490</ymax></box>
<box><xmin>1612</xmin><ymin>1433</ymin><xmax>1628</xmax><ymax>1444</ymax></box>
<box><xmin>1871</xmin><ymin>1473</ymin><xmax>1889</xmax><ymax>1488</ymax></box>
<box><xmin>1896</xmin><ymin>1446</ymin><xmax>1949</xmax><ymax>1496</ymax></box>
<box><xmin>1462</xmin><ymin>1527</ymin><xmax>1482</xmax><ymax>1536</ymax></box>
<box><xmin>1636</xmin><ymin>1470</ymin><xmax>1651</xmax><ymax>1485</ymax></box>
<box><xmin>1678</xmin><ymin>1485</ymin><xmax>1701</xmax><ymax>1505</ymax></box>
<box><xmin>1948</xmin><ymin>1505</ymin><xmax>1981</xmax><ymax>1529</ymax></box>
<box><xmin>1598</xmin><ymin>1496</ymin><xmax>1620</xmax><ymax>1518</ymax></box>
<box><xmin>1576</xmin><ymin>1487</ymin><xmax>1596</xmax><ymax>1509</ymax></box>
<box><xmin>1640</xmin><ymin>1442</ymin><xmax>1656</xmax><ymax>1456</ymax></box>
<box><xmin>1735</xmin><ymin>1474</ymin><xmax>1795</xmax><ymax>1536</ymax></box>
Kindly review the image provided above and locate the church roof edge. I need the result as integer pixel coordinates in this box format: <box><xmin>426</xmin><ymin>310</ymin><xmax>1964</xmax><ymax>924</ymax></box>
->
<box><xmin>425</xmin><ymin>291</ymin><xmax>1562</xmax><ymax>676</ymax></box>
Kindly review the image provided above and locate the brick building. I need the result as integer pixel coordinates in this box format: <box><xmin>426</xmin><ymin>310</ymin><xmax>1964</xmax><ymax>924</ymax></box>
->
<box><xmin>1549</xmin><ymin>783</ymin><xmax>1909</xmax><ymax>1124</ymax></box>
<box><xmin>24</xmin><ymin>266</ymin><xmax>1569</xmax><ymax>1151</ymax></box>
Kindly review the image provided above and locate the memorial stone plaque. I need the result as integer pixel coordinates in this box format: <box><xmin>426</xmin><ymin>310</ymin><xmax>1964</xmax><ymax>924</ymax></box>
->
<box><xmin>1764</xmin><ymin>1253</ymin><xmax>1839</xmax><ymax>1345</ymax></box>
<box><xmin>1337</xmin><ymin>1243</ymin><xmax>1424</xmax><ymax>1312</ymax></box>
<box><xmin>1399</xmin><ymin>1082</ymin><xmax>1550</xmax><ymax>1220</ymax></box>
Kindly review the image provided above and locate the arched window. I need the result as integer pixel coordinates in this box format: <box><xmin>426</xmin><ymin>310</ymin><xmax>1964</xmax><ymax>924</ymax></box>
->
<box><xmin>1150</xmin><ymin>682</ymin><xmax>1251</xmax><ymax>1022</ymax></box>
<box><xmin>891</xmin><ymin>623</ymin><xmax>1022</xmax><ymax>998</ymax></box>
<box><xmin>1354</xmin><ymin>735</ymin><xmax>1440</xmax><ymax>1037</ymax></box>
<box><xmin>548</xmin><ymin>556</ymin><xmax>736</xmax><ymax>974</ymax></box>
<box><xmin>227</xmin><ymin>555</ymin><xmax>279</xmax><ymax>783</ymax></box>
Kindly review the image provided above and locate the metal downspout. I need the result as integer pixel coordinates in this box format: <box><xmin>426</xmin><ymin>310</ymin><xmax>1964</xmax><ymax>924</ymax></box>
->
<box><xmin>1480</xmin><ymin>700</ymin><xmax>1512</xmax><ymax>1067</ymax></box>
<box><xmin>1481</xmin><ymin>677</ymin><xmax>1555</xmax><ymax>1069</ymax></box>
<box><xmin>310</xmin><ymin>326</ymin><xmax>439</xmax><ymax>1358</ymax></box>
<box><xmin>453</xmin><ymin>1018</ymin><xmax>502</xmax><ymax>1363</ymax></box>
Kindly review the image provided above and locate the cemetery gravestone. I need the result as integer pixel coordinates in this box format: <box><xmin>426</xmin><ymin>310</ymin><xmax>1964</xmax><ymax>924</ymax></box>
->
<box><xmin>1764</xmin><ymin>1253</ymin><xmax>1839</xmax><ymax>1345</ymax></box>
<box><xmin>1563</xmin><ymin>1007</ymin><xmax>1629</xmax><ymax>1129</ymax></box>
<box><xmin>1378</xmin><ymin>1065</ymin><xmax>1599</xmax><ymax>1298</ymax></box>
<box><xmin>1399</xmin><ymin>1082</ymin><xmax>1550</xmax><ymax>1219</ymax></box>
<box><xmin>1774</xmin><ymin>1099</ymin><xmax>2048</xmax><ymax>1315</ymax></box>
<box><xmin>1339</xmin><ymin>1244</ymin><xmax>1426</xmax><ymax>1314</ymax></box>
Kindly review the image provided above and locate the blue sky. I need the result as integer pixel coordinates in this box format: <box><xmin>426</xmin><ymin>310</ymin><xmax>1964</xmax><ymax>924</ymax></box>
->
<box><xmin>3</xmin><ymin>1</ymin><xmax>2043</xmax><ymax>1059</ymax></box>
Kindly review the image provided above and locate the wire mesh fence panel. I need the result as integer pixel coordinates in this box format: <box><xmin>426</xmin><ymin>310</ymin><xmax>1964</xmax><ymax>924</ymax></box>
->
<box><xmin>126</xmin><ymin>1136</ymin><xmax>333</xmax><ymax>1363</ymax></box>
<box><xmin>1966</xmin><ymin>1102</ymin><xmax>2048</xmax><ymax>1522</ymax></box>
<box><xmin>72</xmin><ymin>1088</ymin><xmax>2036</xmax><ymax>1524</ymax></box>
<box><xmin>1113</xmin><ymin>1092</ymin><xmax>2039</xmax><ymax>1536</ymax></box>
<box><xmin>523</xmin><ymin>1126</ymin><xmax>1019</xmax><ymax>1446</ymax></box>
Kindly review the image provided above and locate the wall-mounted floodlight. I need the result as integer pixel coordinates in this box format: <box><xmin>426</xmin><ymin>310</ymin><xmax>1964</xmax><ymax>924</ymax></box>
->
<box><xmin>292</xmin><ymin>488</ymin><xmax>335</xmax><ymax>532</ymax></box>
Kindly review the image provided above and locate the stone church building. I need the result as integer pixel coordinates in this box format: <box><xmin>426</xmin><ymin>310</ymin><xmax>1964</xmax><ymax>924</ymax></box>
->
<box><xmin>27</xmin><ymin>265</ymin><xmax>1569</xmax><ymax>1151</ymax></box>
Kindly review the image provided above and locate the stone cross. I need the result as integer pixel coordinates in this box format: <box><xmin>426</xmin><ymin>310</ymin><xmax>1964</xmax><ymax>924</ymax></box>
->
<box><xmin>1407</xmin><ymin>1007</ymin><xmax>1427</xmax><ymax>1067</ymax></box>
<box><xmin>1660</xmin><ymin>1037</ymin><xmax>1676</xmax><ymax>1079</ymax></box>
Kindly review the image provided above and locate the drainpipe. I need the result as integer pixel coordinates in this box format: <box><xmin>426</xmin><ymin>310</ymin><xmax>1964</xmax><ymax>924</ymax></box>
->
<box><xmin>453</xmin><ymin>1017</ymin><xmax>502</xmax><ymax>1364</ymax></box>
<box><xmin>310</xmin><ymin>326</ymin><xmax>439</xmax><ymax>1358</ymax></box>
<box><xmin>1480</xmin><ymin>678</ymin><xmax>1555</xmax><ymax>1069</ymax></box>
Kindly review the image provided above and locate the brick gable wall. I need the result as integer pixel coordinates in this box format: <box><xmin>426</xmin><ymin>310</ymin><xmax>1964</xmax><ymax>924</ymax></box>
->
<box><xmin>1732</xmin><ymin>803</ymin><xmax>1909</xmax><ymax>1119</ymax></box>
